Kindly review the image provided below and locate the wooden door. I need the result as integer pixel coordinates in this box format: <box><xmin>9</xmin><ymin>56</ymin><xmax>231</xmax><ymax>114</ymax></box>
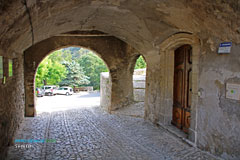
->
<box><xmin>172</xmin><ymin>45</ymin><xmax>192</xmax><ymax>133</ymax></box>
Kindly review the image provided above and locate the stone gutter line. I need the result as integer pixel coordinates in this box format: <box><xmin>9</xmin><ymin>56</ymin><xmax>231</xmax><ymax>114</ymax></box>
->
<box><xmin>40</xmin><ymin>113</ymin><xmax>52</xmax><ymax>160</ymax></box>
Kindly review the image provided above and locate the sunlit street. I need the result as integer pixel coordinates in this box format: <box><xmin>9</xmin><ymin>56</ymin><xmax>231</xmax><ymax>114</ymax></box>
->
<box><xmin>36</xmin><ymin>92</ymin><xmax>100</xmax><ymax>114</ymax></box>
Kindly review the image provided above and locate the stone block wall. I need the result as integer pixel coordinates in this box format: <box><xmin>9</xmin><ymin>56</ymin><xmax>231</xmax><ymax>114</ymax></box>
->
<box><xmin>100</xmin><ymin>69</ymin><xmax>146</xmax><ymax>110</ymax></box>
<box><xmin>133</xmin><ymin>75</ymin><xmax>146</xmax><ymax>102</ymax></box>
<box><xmin>100</xmin><ymin>72</ymin><xmax>111</xmax><ymax>111</ymax></box>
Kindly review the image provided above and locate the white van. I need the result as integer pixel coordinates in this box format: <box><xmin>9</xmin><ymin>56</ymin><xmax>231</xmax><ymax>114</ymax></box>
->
<box><xmin>55</xmin><ymin>87</ymin><xmax>73</xmax><ymax>96</ymax></box>
<box><xmin>42</xmin><ymin>85</ymin><xmax>58</xmax><ymax>96</ymax></box>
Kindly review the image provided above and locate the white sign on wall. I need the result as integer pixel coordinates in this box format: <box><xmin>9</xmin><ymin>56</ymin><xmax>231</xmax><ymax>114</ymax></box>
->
<box><xmin>226</xmin><ymin>83</ymin><xmax>240</xmax><ymax>101</ymax></box>
<box><xmin>218</xmin><ymin>42</ymin><xmax>232</xmax><ymax>54</ymax></box>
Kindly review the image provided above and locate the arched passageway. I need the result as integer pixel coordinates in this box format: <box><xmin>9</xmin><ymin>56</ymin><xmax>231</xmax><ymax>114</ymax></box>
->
<box><xmin>0</xmin><ymin>1</ymin><xmax>240</xmax><ymax>159</ymax></box>
<box><xmin>34</xmin><ymin>47</ymin><xmax>109</xmax><ymax>114</ymax></box>
<box><xmin>24</xmin><ymin>35</ymin><xmax>139</xmax><ymax>116</ymax></box>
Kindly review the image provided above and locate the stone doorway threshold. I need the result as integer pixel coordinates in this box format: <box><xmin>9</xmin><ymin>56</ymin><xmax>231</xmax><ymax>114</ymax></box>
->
<box><xmin>157</xmin><ymin>123</ymin><xmax>196</xmax><ymax>147</ymax></box>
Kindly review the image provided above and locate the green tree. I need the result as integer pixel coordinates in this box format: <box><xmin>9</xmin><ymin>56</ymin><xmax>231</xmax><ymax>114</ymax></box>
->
<box><xmin>134</xmin><ymin>56</ymin><xmax>146</xmax><ymax>69</ymax></box>
<box><xmin>46</xmin><ymin>60</ymin><xmax>67</xmax><ymax>85</ymax></box>
<box><xmin>35</xmin><ymin>58</ymin><xmax>48</xmax><ymax>87</ymax></box>
<box><xmin>35</xmin><ymin>47</ymin><xmax>111</xmax><ymax>90</ymax></box>
<box><xmin>48</xmin><ymin>49</ymin><xmax>72</xmax><ymax>63</ymax></box>
<box><xmin>78</xmin><ymin>52</ymin><xmax>108</xmax><ymax>90</ymax></box>
<box><xmin>61</xmin><ymin>50</ymin><xmax>72</xmax><ymax>63</ymax></box>
<box><xmin>35</xmin><ymin>57</ymin><xmax>67</xmax><ymax>87</ymax></box>
<box><xmin>59</xmin><ymin>61</ymin><xmax>90</xmax><ymax>87</ymax></box>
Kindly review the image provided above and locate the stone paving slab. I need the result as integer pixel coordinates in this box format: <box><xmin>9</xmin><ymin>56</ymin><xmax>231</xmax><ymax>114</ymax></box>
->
<box><xmin>7</xmin><ymin>106</ymin><xmax>221</xmax><ymax>160</ymax></box>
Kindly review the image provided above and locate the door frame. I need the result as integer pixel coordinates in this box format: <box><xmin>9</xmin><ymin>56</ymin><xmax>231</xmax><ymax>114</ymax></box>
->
<box><xmin>159</xmin><ymin>33</ymin><xmax>200</xmax><ymax>144</ymax></box>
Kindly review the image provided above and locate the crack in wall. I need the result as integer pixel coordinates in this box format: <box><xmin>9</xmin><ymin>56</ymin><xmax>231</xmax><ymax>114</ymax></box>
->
<box><xmin>22</xmin><ymin>0</ymin><xmax>34</xmax><ymax>45</ymax></box>
<box><xmin>80</xmin><ymin>5</ymin><xmax>103</xmax><ymax>30</ymax></box>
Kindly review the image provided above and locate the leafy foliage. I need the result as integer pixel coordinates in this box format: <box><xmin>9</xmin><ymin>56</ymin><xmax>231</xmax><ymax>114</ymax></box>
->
<box><xmin>35</xmin><ymin>57</ymin><xmax>67</xmax><ymax>87</ymax></box>
<box><xmin>134</xmin><ymin>56</ymin><xmax>146</xmax><ymax>69</ymax></box>
<box><xmin>35</xmin><ymin>47</ymin><xmax>146</xmax><ymax>90</ymax></box>
<box><xmin>59</xmin><ymin>61</ymin><xmax>90</xmax><ymax>87</ymax></box>
<box><xmin>78</xmin><ymin>52</ymin><xmax>108</xmax><ymax>90</ymax></box>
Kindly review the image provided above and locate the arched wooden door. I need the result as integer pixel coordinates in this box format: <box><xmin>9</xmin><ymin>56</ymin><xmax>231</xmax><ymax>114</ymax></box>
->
<box><xmin>172</xmin><ymin>45</ymin><xmax>192</xmax><ymax>133</ymax></box>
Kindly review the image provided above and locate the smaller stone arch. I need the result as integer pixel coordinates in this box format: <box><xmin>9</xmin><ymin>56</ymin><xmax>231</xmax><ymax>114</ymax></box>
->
<box><xmin>158</xmin><ymin>33</ymin><xmax>200</xmax><ymax>144</ymax></box>
<box><xmin>129</xmin><ymin>54</ymin><xmax>147</xmax><ymax>117</ymax></box>
<box><xmin>132</xmin><ymin>54</ymin><xmax>147</xmax><ymax>102</ymax></box>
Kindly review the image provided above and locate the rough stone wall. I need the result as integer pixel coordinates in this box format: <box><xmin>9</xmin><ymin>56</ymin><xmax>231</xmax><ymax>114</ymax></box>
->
<box><xmin>0</xmin><ymin>0</ymin><xmax>239</xmax><ymax>54</ymax></box>
<box><xmin>144</xmin><ymin>52</ymin><xmax>162</xmax><ymax>124</ymax></box>
<box><xmin>0</xmin><ymin>55</ymin><xmax>24</xmax><ymax>158</ymax></box>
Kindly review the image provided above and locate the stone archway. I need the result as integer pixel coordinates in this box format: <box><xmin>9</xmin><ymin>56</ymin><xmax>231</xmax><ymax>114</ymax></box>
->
<box><xmin>24</xmin><ymin>35</ymin><xmax>138</xmax><ymax>117</ymax></box>
<box><xmin>158</xmin><ymin>33</ymin><xmax>201</xmax><ymax>143</ymax></box>
<box><xmin>1</xmin><ymin>1</ymin><xmax>240</xmax><ymax>159</ymax></box>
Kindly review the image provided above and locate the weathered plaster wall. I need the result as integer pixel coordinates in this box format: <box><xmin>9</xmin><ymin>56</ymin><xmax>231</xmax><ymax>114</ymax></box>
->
<box><xmin>147</xmin><ymin>33</ymin><xmax>240</xmax><ymax>159</ymax></box>
<box><xmin>144</xmin><ymin>52</ymin><xmax>162</xmax><ymax>124</ymax></box>
<box><xmin>196</xmin><ymin>42</ymin><xmax>240</xmax><ymax>160</ymax></box>
<box><xmin>0</xmin><ymin>54</ymin><xmax>24</xmax><ymax>158</ymax></box>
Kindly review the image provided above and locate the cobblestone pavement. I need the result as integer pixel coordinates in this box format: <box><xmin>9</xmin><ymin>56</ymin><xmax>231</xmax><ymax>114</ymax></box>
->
<box><xmin>7</xmin><ymin>93</ymin><xmax>220</xmax><ymax>160</ymax></box>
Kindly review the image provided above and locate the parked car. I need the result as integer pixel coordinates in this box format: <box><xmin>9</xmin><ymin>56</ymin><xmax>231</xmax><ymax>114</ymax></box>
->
<box><xmin>36</xmin><ymin>88</ymin><xmax>44</xmax><ymax>97</ymax></box>
<box><xmin>42</xmin><ymin>85</ymin><xmax>57</xmax><ymax>96</ymax></box>
<box><xmin>55</xmin><ymin>87</ymin><xmax>73</xmax><ymax>96</ymax></box>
